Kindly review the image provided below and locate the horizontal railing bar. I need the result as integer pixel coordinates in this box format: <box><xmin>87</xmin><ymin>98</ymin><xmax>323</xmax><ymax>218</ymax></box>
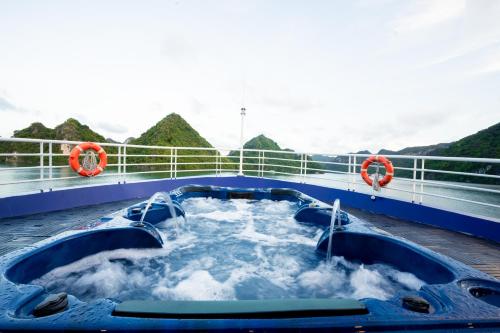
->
<box><xmin>419</xmin><ymin>179</ymin><xmax>500</xmax><ymax>194</ymax></box>
<box><xmin>0</xmin><ymin>153</ymin><xmax>41</xmax><ymax>157</ymax></box>
<box><xmin>419</xmin><ymin>191</ymin><xmax>500</xmax><ymax>209</ymax></box>
<box><xmin>242</xmin><ymin>148</ymin><xmax>500</xmax><ymax>163</ymax></box>
<box><xmin>177</xmin><ymin>155</ymin><xmax>217</xmax><ymax>158</ymax></box>
<box><xmin>122</xmin><ymin>162</ymin><xmax>172</xmax><ymax>166</ymax></box>
<box><xmin>252</xmin><ymin>170</ymin><xmax>301</xmax><ymax>177</ymax></box>
<box><xmin>313</xmin><ymin>160</ymin><xmax>350</xmax><ymax>166</ymax></box>
<box><xmin>261</xmin><ymin>163</ymin><xmax>302</xmax><ymax>170</ymax></box>
<box><xmin>303</xmin><ymin>167</ymin><xmax>352</xmax><ymax>175</ymax></box>
<box><xmin>251</xmin><ymin>156</ymin><xmax>302</xmax><ymax>163</ymax></box>
<box><xmin>423</xmin><ymin>168</ymin><xmax>500</xmax><ymax>179</ymax></box>
<box><xmin>382</xmin><ymin>175</ymin><xmax>500</xmax><ymax>194</ymax></box>
<box><xmin>0</xmin><ymin>166</ymin><xmax>41</xmax><ymax>171</ymax></box>
<box><xmin>344</xmin><ymin>153</ymin><xmax>500</xmax><ymax>164</ymax></box>
<box><xmin>117</xmin><ymin>154</ymin><xmax>171</xmax><ymax>158</ymax></box>
<box><xmin>175</xmin><ymin>162</ymin><xmax>217</xmax><ymax>165</ymax></box>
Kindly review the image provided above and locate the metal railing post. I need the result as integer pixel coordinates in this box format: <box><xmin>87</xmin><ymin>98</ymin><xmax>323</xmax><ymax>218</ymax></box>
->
<box><xmin>123</xmin><ymin>145</ymin><xmax>127</xmax><ymax>182</ymax></box>
<box><xmin>412</xmin><ymin>158</ymin><xmax>417</xmax><ymax>203</ymax></box>
<box><xmin>48</xmin><ymin>142</ymin><xmax>53</xmax><ymax>180</ymax></box>
<box><xmin>39</xmin><ymin>142</ymin><xmax>44</xmax><ymax>181</ymax></box>
<box><xmin>420</xmin><ymin>159</ymin><xmax>425</xmax><ymax>204</ymax></box>
<box><xmin>239</xmin><ymin>149</ymin><xmax>244</xmax><ymax>176</ymax></box>
<box><xmin>261</xmin><ymin>152</ymin><xmax>265</xmax><ymax>177</ymax></box>
<box><xmin>215</xmin><ymin>151</ymin><xmax>219</xmax><ymax>176</ymax></box>
<box><xmin>304</xmin><ymin>154</ymin><xmax>308</xmax><ymax>180</ymax></box>
<box><xmin>170</xmin><ymin>148</ymin><xmax>173</xmax><ymax>179</ymax></box>
<box><xmin>117</xmin><ymin>146</ymin><xmax>121</xmax><ymax>176</ymax></box>
<box><xmin>352</xmin><ymin>155</ymin><xmax>357</xmax><ymax>190</ymax></box>
<box><xmin>257</xmin><ymin>151</ymin><xmax>261</xmax><ymax>177</ymax></box>
<box><xmin>348</xmin><ymin>155</ymin><xmax>352</xmax><ymax>191</ymax></box>
<box><xmin>174</xmin><ymin>148</ymin><xmax>177</xmax><ymax>179</ymax></box>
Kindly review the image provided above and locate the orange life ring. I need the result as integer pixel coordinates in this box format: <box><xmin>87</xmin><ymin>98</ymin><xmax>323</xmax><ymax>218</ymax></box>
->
<box><xmin>360</xmin><ymin>155</ymin><xmax>394</xmax><ymax>187</ymax></box>
<box><xmin>69</xmin><ymin>142</ymin><xmax>107</xmax><ymax>177</ymax></box>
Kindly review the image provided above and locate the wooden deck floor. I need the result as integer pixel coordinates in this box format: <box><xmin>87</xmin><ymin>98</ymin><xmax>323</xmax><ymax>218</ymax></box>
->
<box><xmin>0</xmin><ymin>200</ymin><xmax>498</xmax><ymax>279</ymax></box>
<box><xmin>346</xmin><ymin>208</ymin><xmax>500</xmax><ymax>279</ymax></box>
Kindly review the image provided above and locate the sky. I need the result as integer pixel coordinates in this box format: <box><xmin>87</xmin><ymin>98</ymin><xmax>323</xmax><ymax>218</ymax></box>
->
<box><xmin>0</xmin><ymin>0</ymin><xmax>499</xmax><ymax>154</ymax></box>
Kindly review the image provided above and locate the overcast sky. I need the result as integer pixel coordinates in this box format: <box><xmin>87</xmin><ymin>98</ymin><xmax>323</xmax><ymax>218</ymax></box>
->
<box><xmin>0</xmin><ymin>0</ymin><xmax>499</xmax><ymax>154</ymax></box>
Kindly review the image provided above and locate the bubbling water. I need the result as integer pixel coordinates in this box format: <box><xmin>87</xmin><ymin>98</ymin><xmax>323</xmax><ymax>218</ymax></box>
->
<box><xmin>32</xmin><ymin>198</ymin><xmax>425</xmax><ymax>302</ymax></box>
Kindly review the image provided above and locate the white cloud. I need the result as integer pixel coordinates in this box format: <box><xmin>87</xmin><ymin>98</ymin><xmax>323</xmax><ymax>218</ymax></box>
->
<box><xmin>0</xmin><ymin>1</ymin><xmax>498</xmax><ymax>153</ymax></box>
<box><xmin>392</xmin><ymin>0</ymin><xmax>465</xmax><ymax>34</ymax></box>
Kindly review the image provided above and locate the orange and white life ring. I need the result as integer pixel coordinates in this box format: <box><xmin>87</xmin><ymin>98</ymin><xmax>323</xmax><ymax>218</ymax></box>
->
<box><xmin>69</xmin><ymin>142</ymin><xmax>107</xmax><ymax>177</ymax></box>
<box><xmin>360</xmin><ymin>155</ymin><xmax>394</xmax><ymax>187</ymax></box>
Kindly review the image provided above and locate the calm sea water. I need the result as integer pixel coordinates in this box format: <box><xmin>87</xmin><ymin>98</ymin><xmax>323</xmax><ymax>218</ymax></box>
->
<box><xmin>0</xmin><ymin>166</ymin><xmax>499</xmax><ymax>220</ymax></box>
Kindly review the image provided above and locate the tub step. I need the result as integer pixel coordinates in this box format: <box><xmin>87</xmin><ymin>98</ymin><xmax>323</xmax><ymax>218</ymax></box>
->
<box><xmin>113</xmin><ymin>299</ymin><xmax>368</xmax><ymax>318</ymax></box>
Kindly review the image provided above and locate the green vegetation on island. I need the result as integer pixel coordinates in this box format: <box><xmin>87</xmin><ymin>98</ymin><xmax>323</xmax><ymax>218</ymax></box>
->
<box><xmin>1</xmin><ymin>114</ymin><xmax>498</xmax><ymax>184</ymax></box>
<box><xmin>312</xmin><ymin>122</ymin><xmax>500</xmax><ymax>185</ymax></box>
<box><xmin>126</xmin><ymin>113</ymin><xmax>233</xmax><ymax>174</ymax></box>
<box><xmin>229</xmin><ymin>134</ymin><xmax>323</xmax><ymax>175</ymax></box>
<box><xmin>0</xmin><ymin>119</ymin><xmax>115</xmax><ymax>166</ymax></box>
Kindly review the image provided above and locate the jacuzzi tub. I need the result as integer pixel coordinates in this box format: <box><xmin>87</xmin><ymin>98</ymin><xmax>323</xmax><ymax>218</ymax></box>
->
<box><xmin>0</xmin><ymin>185</ymin><xmax>498</xmax><ymax>332</ymax></box>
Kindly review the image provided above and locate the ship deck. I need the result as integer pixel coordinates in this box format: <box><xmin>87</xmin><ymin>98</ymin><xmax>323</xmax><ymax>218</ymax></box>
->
<box><xmin>0</xmin><ymin>199</ymin><xmax>499</xmax><ymax>279</ymax></box>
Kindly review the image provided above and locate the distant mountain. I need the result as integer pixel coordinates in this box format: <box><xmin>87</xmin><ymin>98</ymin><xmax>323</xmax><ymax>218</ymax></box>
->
<box><xmin>312</xmin><ymin>122</ymin><xmax>499</xmax><ymax>184</ymax></box>
<box><xmin>432</xmin><ymin>122</ymin><xmax>499</xmax><ymax>158</ymax></box>
<box><xmin>1</xmin><ymin>114</ymin><xmax>497</xmax><ymax>182</ymax></box>
<box><xmin>131</xmin><ymin>113</ymin><xmax>212</xmax><ymax>148</ymax></box>
<box><xmin>127</xmin><ymin>113</ymin><xmax>231</xmax><ymax>173</ymax></box>
<box><xmin>54</xmin><ymin>118</ymin><xmax>106</xmax><ymax>142</ymax></box>
<box><xmin>378</xmin><ymin>143</ymin><xmax>452</xmax><ymax>156</ymax></box>
<box><xmin>0</xmin><ymin>119</ymin><xmax>110</xmax><ymax>165</ymax></box>
<box><xmin>0</xmin><ymin>113</ymin><xmax>229</xmax><ymax>174</ymax></box>
<box><xmin>12</xmin><ymin>122</ymin><xmax>56</xmax><ymax>139</ymax></box>
<box><xmin>424</xmin><ymin>122</ymin><xmax>499</xmax><ymax>183</ymax></box>
<box><xmin>240</xmin><ymin>135</ymin><xmax>281</xmax><ymax>151</ymax></box>
<box><xmin>373</xmin><ymin>123</ymin><xmax>499</xmax><ymax>183</ymax></box>
<box><xmin>311</xmin><ymin>150</ymin><xmax>371</xmax><ymax>173</ymax></box>
<box><xmin>229</xmin><ymin>134</ymin><xmax>322</xmax><ymax>175</ymax></box>
<box><xmin>7</xmin><ymin>118</ymin><xmax>106</xmax><ymax>143</ymax></box>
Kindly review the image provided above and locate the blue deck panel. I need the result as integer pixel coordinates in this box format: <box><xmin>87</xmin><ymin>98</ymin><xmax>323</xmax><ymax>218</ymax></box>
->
<box><xmin>0</xmin><ymin>176</ymin><xmax>498</xmax><ymax>243</ymax></box>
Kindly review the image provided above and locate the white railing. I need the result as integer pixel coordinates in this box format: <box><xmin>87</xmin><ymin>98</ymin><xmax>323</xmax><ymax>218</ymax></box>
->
<box><xmin>0</xmin><ymin>137</ymin><xmax>499</xmax><ymax>219</ymax></box>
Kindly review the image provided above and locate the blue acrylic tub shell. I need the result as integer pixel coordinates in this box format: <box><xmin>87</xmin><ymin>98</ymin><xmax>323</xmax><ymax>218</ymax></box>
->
<box><xmin>125</xmin><ymin>201</ymin><xmax>185</xmax><ymax>223</ymax></box>
<box><xmin>122</xmin><ymin>185</ymin><xmax>351</xmax><ymax>226</ymax></box>
<box><xmin>316</xmin><ymin>230</ymin><xmax>455</xmax><ymax>285</ymax></box>
<box><xmin>6</xmin><ymin>226</ymin><xmax>163</xmax><ymax>284</ymax></box>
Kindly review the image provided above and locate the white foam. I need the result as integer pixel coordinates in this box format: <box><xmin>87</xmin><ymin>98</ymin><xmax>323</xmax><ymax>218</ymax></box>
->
<box><xmin>391</xmin><ymin>270</ymin><xmax>425</xmax><ymax>290</ymax></box>
<box><xmin>349</xmin><ymin>265</ymin><xmax>391</xmax><ymax>300</ymax></box>
<box><xmin>297</xmin><ymin>262</ymin><xmax>346</xmax><ymax>297</ymax></box>
<box><xmin>32</xmin><ymin>198</ymin><xmax>426</xmax><ymax>302</ymax></box>
<box><xmin>169</xmin><ymin>270</ymin><xmax>235</xmax><ymax>300</ymax></box>
<box><xmin>189</xmin><ymin>210</ymin><xmax>247</xmax><ymax>222</ymax></box>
